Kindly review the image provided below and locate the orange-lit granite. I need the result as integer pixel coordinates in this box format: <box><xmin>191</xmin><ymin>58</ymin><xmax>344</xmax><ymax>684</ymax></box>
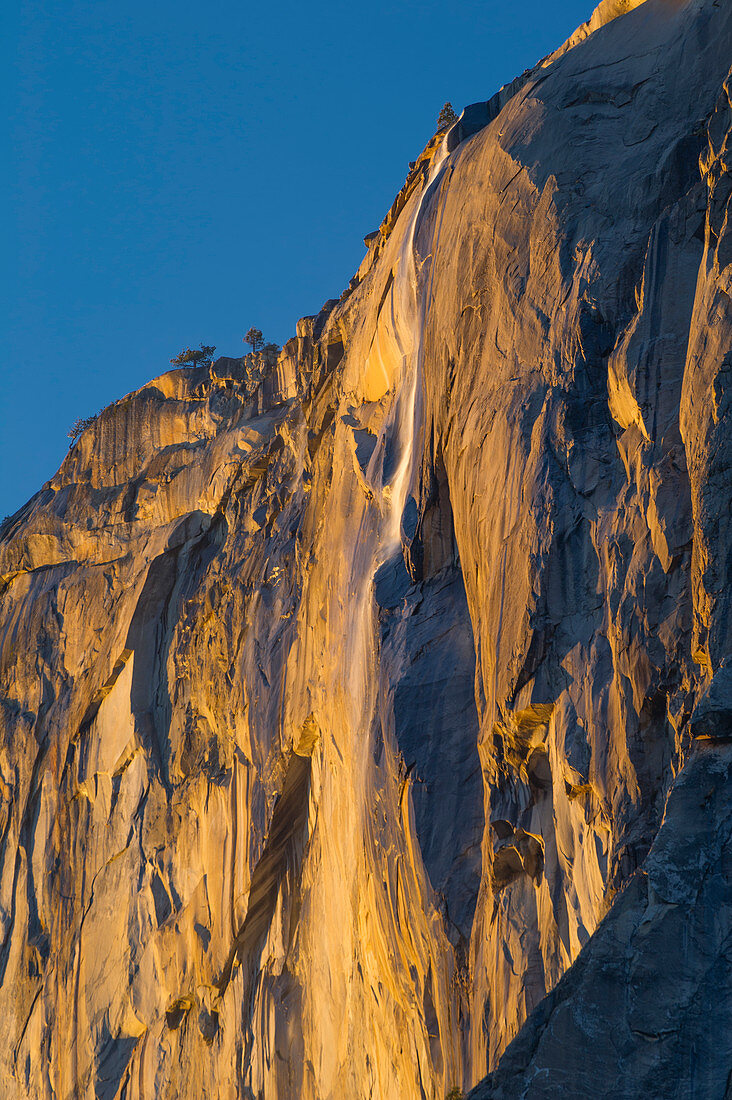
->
<box><xmin>1</xmin><ymin>1</ymin><xmax>731</xmax><ymax>1097</ymax></box>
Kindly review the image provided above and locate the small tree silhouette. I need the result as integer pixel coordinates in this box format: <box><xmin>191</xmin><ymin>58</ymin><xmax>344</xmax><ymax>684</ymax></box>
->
<box><xmin>437</xmin><ymin>102</ymin><xmax>458</xmax><ymax>130</ymax></box>
<box><xmin>445</xmin><ymin>1089</ymin><xmax>463</xmax><ymax>1100</ymax></box>
<box><xmin>68</xmin><ymin>413</ymin><xmax>99</xmax><ymax>444</ymax></box>
<box><xmin>244</xmin><ymin>327</ymin><xmax>264</xmax><ymax>354</ymax></box>
<box><xmin>170</xmin><ymin>344</ymin><xmax>216</xmax><ymax>369</ymax></box>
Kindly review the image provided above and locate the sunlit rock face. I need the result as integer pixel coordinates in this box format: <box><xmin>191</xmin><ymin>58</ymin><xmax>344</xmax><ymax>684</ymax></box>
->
<box><xmin>1</xmin><ymin>1</ymin><xmax>731</xmax><ymax>1097</ymax></box>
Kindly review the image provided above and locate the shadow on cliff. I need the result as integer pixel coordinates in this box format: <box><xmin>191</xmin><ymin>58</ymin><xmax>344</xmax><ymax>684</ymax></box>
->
<box><xmin>218</xmin><ymin>752</ymin><xmax>311</xmax><ymax>992</ymax></box>
<box><xmin>125</xmin><ymin>509</ymin><xmax>228</xmax><ymax>790</ymax></box>
<box><xmin>376</xmin><ymin>451</ymin><xmax>483</xmax><ymax>951</ymax></box>
<box><xmin>214</xmin><ymin>751</ymin><xmax>311</xmax><ymax>1091</ymax></box>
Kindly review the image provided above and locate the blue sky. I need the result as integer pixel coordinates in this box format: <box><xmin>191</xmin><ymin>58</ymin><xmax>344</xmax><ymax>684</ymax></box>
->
<box><xmin>3</xmin><ymin>0</ymin><xmax>591</xmax><ymax>519</ymax></box>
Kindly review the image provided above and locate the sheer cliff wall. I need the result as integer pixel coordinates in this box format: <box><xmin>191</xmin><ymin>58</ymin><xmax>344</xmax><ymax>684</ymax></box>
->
<box><xmin>1</xmin><ymin>1</ymin><xmax>731</xmax><ymax>1097</ymax></box>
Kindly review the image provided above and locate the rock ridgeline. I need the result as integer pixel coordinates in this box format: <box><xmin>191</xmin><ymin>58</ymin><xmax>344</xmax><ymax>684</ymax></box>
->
<box><xmin>1</xmin><ymin>0</ymin><xmax>731</xmax><ymax>1097</ymax></box>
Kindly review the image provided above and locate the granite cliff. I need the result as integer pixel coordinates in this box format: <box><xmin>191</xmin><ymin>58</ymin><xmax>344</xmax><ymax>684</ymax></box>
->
<box><xmin>1</xmin><ymin>0</ymin><xmax>731</xmax><ymax>1096</ymax></box>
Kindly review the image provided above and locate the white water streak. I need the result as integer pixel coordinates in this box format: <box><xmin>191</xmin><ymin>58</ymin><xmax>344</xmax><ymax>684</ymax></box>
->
<box><xmin>342</xmin><ymin>137</ymin><xmax>451</xmax><ymax>725</ymax></box>
<box><xmin>382</xmin><ymin>140</ymin><xmax>450</xmax><ymax>555</ymax></box>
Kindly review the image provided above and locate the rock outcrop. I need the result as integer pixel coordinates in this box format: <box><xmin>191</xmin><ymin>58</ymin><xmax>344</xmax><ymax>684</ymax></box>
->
<box><xmin>1</xmin><ymin>1</ymin><xmax>731</xmax><ymax>1097</ymax></box>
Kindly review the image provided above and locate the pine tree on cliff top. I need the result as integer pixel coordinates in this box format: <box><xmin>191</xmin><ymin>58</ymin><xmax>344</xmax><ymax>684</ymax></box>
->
<box><xmin>170</xmin><ymin>344</ymin><xmax>216</xmax><ymax>369</ymax></box>
<box><xmin>437</xmin><ymin>102</ymin><xmax>458</xmax><ymax>130</ymax></box>
<box><xmin>244</xmin><ymin>327</ymin><xmax>264</xmax><ymax>353</ymax></box>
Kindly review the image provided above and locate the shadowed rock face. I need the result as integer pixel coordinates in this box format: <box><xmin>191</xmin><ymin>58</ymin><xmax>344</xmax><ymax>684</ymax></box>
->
<box><xmin>1</xmin><ymin>1</ymin><xmax>731</xmax><ymax>1097</ymax></box>
<box><xmin>469</xmin><ymin>741</ymin><xmax>732</xmax><ymax>1100</ymax></box>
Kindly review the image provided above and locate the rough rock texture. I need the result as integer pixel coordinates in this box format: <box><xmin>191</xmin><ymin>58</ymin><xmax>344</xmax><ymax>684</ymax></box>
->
<box><xmin>1</xmin><ymin>1</ymin><xmax>731</xmax><ymax>1097</ymax></box>
<box><xmin>470</xmin><ymin>741</ymin><xmax>732</xmax><ymax>1100</ymax></box>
